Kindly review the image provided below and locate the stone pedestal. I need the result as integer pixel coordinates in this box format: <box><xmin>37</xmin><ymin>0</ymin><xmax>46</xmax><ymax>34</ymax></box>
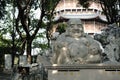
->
<box><xmin>48</xmin><ymin>69</ymin><xmax>120</xmax><ymax>80</ymax></box>
<box><xmin>19</xmin><ymin>55</ymin><xmax>27</xmax><ymax>66</ymax></box>
<box><xmin>46</xmin><ymin>64</ymin><xmax>120</xmax><ymax>80</ymax></box>
<box><xmin>4</xmin><ymin>54</ymin><xmax>12</xmax><ymax>69</ymax></box>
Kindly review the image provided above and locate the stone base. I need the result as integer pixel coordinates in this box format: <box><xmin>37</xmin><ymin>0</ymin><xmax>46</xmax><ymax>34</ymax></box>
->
<box><xmin>48</xmin><ymin>69</ymin><xmax>120</xmax><ymax>80</ymax></box>
<box><xmin>46</xmin><ymin>64</ymin><xmax>120</xmax><ymax>80</ymax></box>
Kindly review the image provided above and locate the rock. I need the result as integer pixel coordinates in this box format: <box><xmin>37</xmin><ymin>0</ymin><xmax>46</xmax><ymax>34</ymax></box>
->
<box><xmin>94</xmin><ymin>23</ymin><xmax>120</xmax><ymax>62</ymax></box>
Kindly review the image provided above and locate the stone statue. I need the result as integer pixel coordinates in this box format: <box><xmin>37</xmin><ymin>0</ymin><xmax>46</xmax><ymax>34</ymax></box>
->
<box><xmin>51</xmin><ymin>18</ymin><xmax>103</xmax><ymax>65</ymax></box>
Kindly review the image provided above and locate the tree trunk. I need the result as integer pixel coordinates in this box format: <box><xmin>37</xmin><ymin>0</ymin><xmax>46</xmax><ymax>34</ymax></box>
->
<box><xmin>46</xmin><ymin>27</ymin><xmax>50</xmax><ymax>48</ymax></box>
<box><xmin>12</xmin><ymin>32</ymin><xmax>15</xmax><ymax>67</ymax></box>
<box><xmin>26</xmin><ymin>39</ymin><xmax>32</xmax><ymax>64</ymax></box>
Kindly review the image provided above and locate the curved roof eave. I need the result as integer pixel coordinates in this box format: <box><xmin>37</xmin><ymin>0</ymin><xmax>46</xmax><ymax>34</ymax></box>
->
<box><xmin>54</xmin><ymin>14</ymin><xmax>107</xmax><ymax>22</ymax></box>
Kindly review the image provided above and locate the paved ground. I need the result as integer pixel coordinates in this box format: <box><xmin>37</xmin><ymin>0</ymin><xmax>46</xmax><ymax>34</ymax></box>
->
<box><xmin>0</xmin><ymin>69</ymin><xmax>11</xmax><ymax>80</ymax></box>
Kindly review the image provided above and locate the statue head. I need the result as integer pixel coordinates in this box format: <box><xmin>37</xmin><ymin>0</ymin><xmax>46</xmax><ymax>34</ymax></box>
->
<box><xmin>66</xmin><ymin>18</ymin><xmax>84</xmax><ymax>38</ymax></box>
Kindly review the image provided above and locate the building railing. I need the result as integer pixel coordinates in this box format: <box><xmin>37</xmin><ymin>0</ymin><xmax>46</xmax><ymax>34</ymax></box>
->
<box><xmin>54</xmin><ymin>8</ymin><xmax>103</xmax><ymax>17</ymax></box>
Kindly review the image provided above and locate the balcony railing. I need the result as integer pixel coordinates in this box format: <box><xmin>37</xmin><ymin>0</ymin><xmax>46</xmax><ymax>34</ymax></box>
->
<box><xmin>54</xmin><ymin>8</ymin><xmax>102</xmax><ymax>17</ymax></box>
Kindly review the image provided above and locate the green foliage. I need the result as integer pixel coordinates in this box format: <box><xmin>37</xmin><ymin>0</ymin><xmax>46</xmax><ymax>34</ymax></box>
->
<box><xmin>44</xmin><ymin>0</ymin><xmax>60</xmax><ymax>20</ymax></box>
<box><xmin>77</xmin><ymin>0</ymin><xmax>91</xmax><ymax>8</ymax></box>
<box><xmin>78</xmin><ymin>0</ymin><xmax>119</xmax><ymax>24</ymax></box>
<box><xmin>0</xmin><ymin>4</ymin><xmax>13</xmax><ymax>35</ymax></box>
<box><xmin>0</xmin><ymin>35</ymin><xmax>12</xmax><ymax>67</ymax></box>
<box><xmin>0</xmin><ymin>35</ymin><xmax>21</xmax><ymax>67</ymax></box>
<box><xmin>0</xmin><ymin>35</ymin><xmax>21</xmax><ymax>54</ymax></box>
<box><xmin>100</xmin><ymin>0</ymin><xmax>119</xmax><ymax>24</ymax></box>
<box><xmin>0</xmin><ymin>0</ymin><xmax>11</xmax><ymax>19</ymax></box>
<box><xmin>38</xmin><ymin>43</ymin><xmax>48</xmax><ymax>50</ymax></box>
<box><xmin>0</xmin><ymin>0</ymin><xmax>7</xmax><ymax>19</ymax></box>
<box><xmin>32</xmin><ymin>30</ymin><xmax>48</xmax><ymax>52</ymax></box>
<box><xmin>57</xmin><ymin>23</ymin><xmax>67</xmax><ymax>34</ymax></box>
<box><xmin>0</xmin><ymin>0</ymin><xmax>61</xmax><ymax>60</ymax></box>
<box><xmin>0</xmin><ymin>35</ymin><xmax>11</xmax><ymax>47</ymax></box>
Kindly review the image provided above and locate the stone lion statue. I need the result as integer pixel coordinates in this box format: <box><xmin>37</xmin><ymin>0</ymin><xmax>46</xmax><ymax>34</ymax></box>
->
<box><xmin>51</xmin><ymin>18</ymin><xmax>104</xmax><ymax>65</ymax></box>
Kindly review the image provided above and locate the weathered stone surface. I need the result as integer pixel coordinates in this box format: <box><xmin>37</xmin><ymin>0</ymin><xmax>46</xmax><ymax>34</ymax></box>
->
<box><xmin>36</xmin><ymin>54</ymin><xmax>51</xmax><ymax>66</ymax></box>
<box><xmin>48</xmin><ymin>69</ymin><xmax>120</xmax><ymax>80</ymax></box>
<box><xmin>51</xmin><ymin>19</ymin><xmax>103</xmax><ymax>65</ymax></box>
<box><xmin>94</xmin><ymin>23</ymin><xmax>120</xmax><ymax>63</ymax></box>
<box><xmin>47</xmin><ymin>64</ymin><xmax>120</xmax><ymax>80</ymax></box>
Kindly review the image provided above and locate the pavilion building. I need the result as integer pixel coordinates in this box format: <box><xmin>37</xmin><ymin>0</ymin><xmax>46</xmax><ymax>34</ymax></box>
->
<box><xmin>53</xmin><ymin>0</ymin><xmax>108</xmax><ymax>35</ymax></box>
